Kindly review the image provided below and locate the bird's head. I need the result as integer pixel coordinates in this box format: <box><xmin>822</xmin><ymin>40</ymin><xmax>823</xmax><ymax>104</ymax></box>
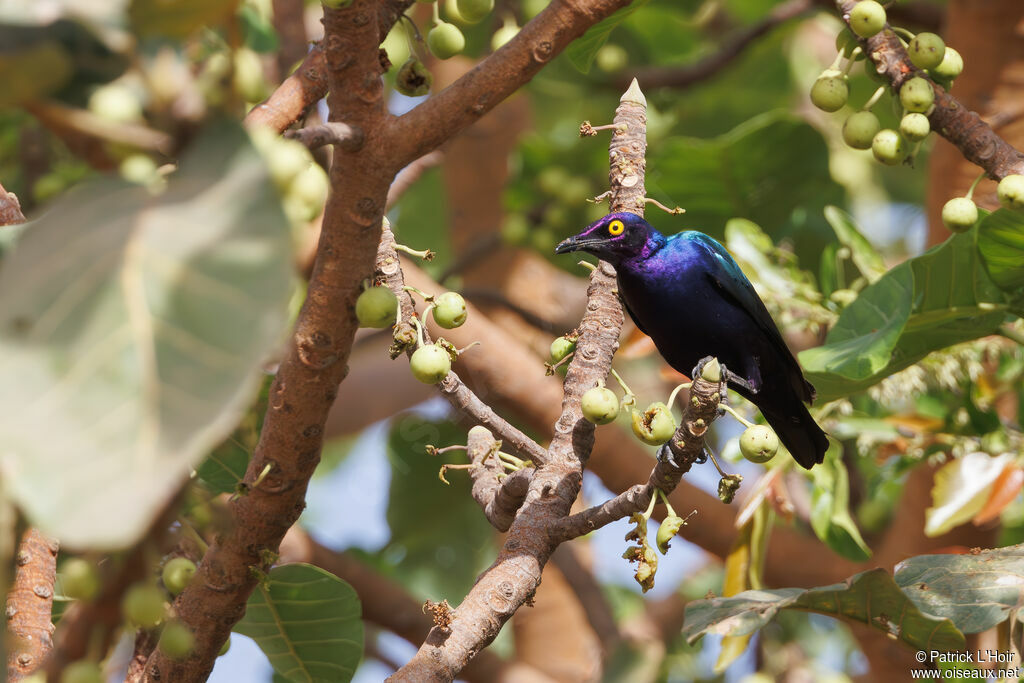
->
<box><xmin>554</xmin><ymin>212</ymin><xmax>665</xmax><ymax>265</ymax></box>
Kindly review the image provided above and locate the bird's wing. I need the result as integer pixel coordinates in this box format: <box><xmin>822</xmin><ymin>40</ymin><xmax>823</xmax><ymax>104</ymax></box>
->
<box><xmin>690</xmin><ymin>233</ymin><xmax>812</xmax><ymax>398</ymax></box>
<box><xmin>617</xmin><ymin>292</ymin><xmax>649</xmax><ymax>336</ymax></box>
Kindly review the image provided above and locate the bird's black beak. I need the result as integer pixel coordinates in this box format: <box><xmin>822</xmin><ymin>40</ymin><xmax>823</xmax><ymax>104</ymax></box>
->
<box><xmin>554</xmin><ymin>236</ymin><xmax>581</xmax><ymax>255</ymax></box>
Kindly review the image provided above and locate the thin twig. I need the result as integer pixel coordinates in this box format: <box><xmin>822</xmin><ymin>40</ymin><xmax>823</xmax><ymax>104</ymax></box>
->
<box><xmin>385</xmin><ymin>151</ymin><xmax>445</xmax><ymax>210</ymax></box>
<box><xmin>284</xmin><ymin>122</ymin><xmax>364</xmax><ymax>151</ymax></box>
<box><xmin>377</xmin><ymin>222</ymin><xmax>550</xmax><ymax>465</ymax></box>
<box><xmin>623</xmin><ymin>0</ymin><xmax>814</xmax><ymax>90</ymax></box>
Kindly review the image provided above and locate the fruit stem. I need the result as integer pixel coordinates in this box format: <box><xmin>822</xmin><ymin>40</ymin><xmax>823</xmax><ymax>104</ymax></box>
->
<box><xmin>177</xmin><ymin>518</ymin><xmax>210</xmax><ymax>554</ymax></box>
<box><xmin>965</xmin><ymin>170</ymin><xmax>987</xmax><ymax>200</ymax></box>
<box><xmin>400</xmin><ymin>14</ymin><xmax>423</xmax><ymax>57</ymax></box>
<box><xmin>828</xmin><ymin>51</ymin><xmax>844</xmax><ymax>72</ymax></box>
<box><xmin>545</xmin><ymin>350</ymin><xmax>575</xmax><ymax>375</ymax></box>
<box><xmin>656</xmin><ymin>488</ymin><xmax>678</xmax><ymax>518</ymax></box>
<box><xmin>641</xmin><ymin>487</ymin><xmax>658</xmax><ymax>521</ymax></box>
<box><xmin>412</xmin><ymin>315</ymin><xmax>426</xmax><ymax>348</ymax></box>
<box><xmin>431</xmin><ymin>0</ymin><xmax>441</xmax><ymax>26</ymax></box>
<box><xmin>455</xmin><ymin>341</ymin><xmax>480</xmax><ymax>355</ymax></box>
<box><xmin>704</xmin><ymin>444</ymin><xmax>729</xmax><ymax>478</ymax></box>
<box><xmin>720</xmin><ymin>402</ymin><xmax>755</xmax><ymax>428</ymax></box>
<box><xmin>892</xmin><ymin>26</ymin><xmax>915</xmax><ymax>42</ymax></box>
<box><xmin>402</xmin><ymin>285</ymin><xmax>433</xmax><ymax>301</ymax></box>
<box><xmin>394</xmin><ymin>243</ymin><xmax>436</xmax><ymax>261</ymax></box>
<box><xmin>425</xmin><ymin>444</ymin><xmax>467</xmax><ymax>456</ymax></box>
<box><xmin>497</xmin><ymin>451</ymin><xmax>527</xmax><ymax>469</ymax></box>
<box><xmin>609</xmin><ymin>368</ymin><xmax>637</xmax><ymax>405</ymax></box>
<box><xmin>438</xmin><ymin>463</ymin><xmax>475</xmax><ymax>485</ymax></box>
<box><xmin>577</xmin><ymin>260</ymin><xmax>597</xmax><ymax>272</ymax></box>
<box><xmin>664</xmin><ymin>382</ymin><xmax>692</xmax><ymax>412</ymax></box>
<box><xmin>862</xmin><ymin>85</ymin><xmax>886</xmax><ymax>111</ymax></box>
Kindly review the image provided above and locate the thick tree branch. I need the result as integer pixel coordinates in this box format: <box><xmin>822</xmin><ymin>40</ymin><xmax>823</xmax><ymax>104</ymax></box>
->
<box><xmin>5</xmin><ymin>529</ymin><xmax>58</xmax><ymax>681</ymax></box>
<box><xmin>389</xmin><ymin>80</ymin><xmax>641</xmax><ymax>683</ymax></box>
<box><xmin>388</xmin><ymin>0</ymin><xmax>636</xmax><ymax>167</ymax></box>
<box><xmin>835</xmin><ymin>0</ymin><xmax>1024</xmax><ymax>179</ymax></box>
<box><xmin>244</xmin><ymin>0</ymin><xmax>416</xmax><ymax>131</ymax></box>
<box><xmin>466</xmin><ymin>426</ymin><xmax>533</xmax><ymax>532</ymax></box>
<box><xmin>142</xmin><ymin>2</ymin><xmax>395</xmax><ymax>679</ymax></box>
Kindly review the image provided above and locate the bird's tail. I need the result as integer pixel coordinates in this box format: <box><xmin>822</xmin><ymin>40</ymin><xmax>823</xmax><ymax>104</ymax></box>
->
<box><xmin>759</xmin><ymin>397</ymin><xmax>829</xmax><ymax>469</ymax></box>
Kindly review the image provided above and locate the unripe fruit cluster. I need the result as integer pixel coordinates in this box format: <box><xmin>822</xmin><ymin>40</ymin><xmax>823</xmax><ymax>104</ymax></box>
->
<box><xmin>816</xmin><ymin>14</ymin><xmax>965</xmax><ymax>167</ymax></box>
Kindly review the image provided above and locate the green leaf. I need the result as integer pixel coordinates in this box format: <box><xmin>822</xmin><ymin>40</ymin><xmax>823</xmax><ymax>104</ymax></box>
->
<box><xmin>381</xmin><ymin>415</ymin><xmax>497</xmax><ymax>599</ymax></box>
<box><xmin>0</xmin><ymin>120</ymin><xmax>294</xmax><ymax>548</ymax></box>
<box><xmin>236</xmin><ymin>564</ymin><xmax>363</xmax><ymax>683</ymax></box>
<box><xmin>683</xmin><ymin>568</ymin><xmax>966</xmax><ymax>653</ymax></box>
<box><xmin>809</xmin><ymin>443</ymin><xmax>872</xmax><ymax>561</ymax></box>
<box><xmin>823</xmin><ymin>206</ymin><xmax>887</xmax><ymax>284</ymax></box>
<box><xmin>896</xmin><ymin>544</ymin><xmax>1024</xmax><ymax>634</ymax></box>
<box><xmin>800</xmin><ymin>230</ymin><xmax>1012</xmax><ymax>401</ymax></box>
<box><xmin>129</xmin><ymin>0</ymin><xmax>236</xmax><ymax>40</ymax></box>
<box><xmin>240</xmin><ymin>4</ymin><xmax>279</xmax><ymax>54</ymax></box>
<box><xmin>197</xmin><ymin>439</ymin><xmax>250</xmax><ymax>494</ymax></box>
<box><xmin>566</xmin><ymin>0</ymin><xmax>651</xmax><ymax>74</ymax></box>
<box><xmin>650</xmin><ymin>113</ymin><xmax>837</xmax><ymax>242</ymax></box>
<box><xmin>924</xmin><ymin>453</ymin><xmax>1013</xmax><ymax>537</ymax></box>
<box><xmin>978</xmin><ymin>208</ymin><xmax>1024</xmax><ymax>292</ymax></box>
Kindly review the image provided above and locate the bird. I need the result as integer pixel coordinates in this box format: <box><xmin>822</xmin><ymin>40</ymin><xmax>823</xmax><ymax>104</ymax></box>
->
<box><xmin>555</xmin><ymin>211</ymin><xmax>828</xmax><ymax>469</ymax></box>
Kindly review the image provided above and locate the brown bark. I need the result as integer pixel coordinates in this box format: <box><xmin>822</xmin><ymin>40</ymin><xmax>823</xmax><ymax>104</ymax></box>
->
<box><xmin>142</xmin><ymin>3</ymin><xmax>395</xmax><ymax>678</ymax></box>
<box><xmin>0</xmin><ymin>181</ymin><xmax>26</xmax><ymax>225</ymax></box>
<box><xmin>926</xmin><ymin>0</ymin><xmax>1024</xmax><ymax>245</ymax></box>
<box><xmin>5</xmin><ymin>529</ymin><xmax>58</xmax><ymax>681</ymax></box>
<box><xmin>143</xmin><ymin>0</ymin><xmax>642</xmax><ymax>678</ymax></box>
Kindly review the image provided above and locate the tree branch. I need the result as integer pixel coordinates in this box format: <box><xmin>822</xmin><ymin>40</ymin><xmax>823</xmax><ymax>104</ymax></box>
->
<box><xmin>284</xmin><ymin>122</ymin><xmax>364</xmax><ymax>150</ymax></box>
<box><xmin>5</xmin><ymin>529</ymin><xmax>58</xmax><ymax>681</ymax></box>
<box><xmin>142</xmin><ymin>2</ymin><xmax>395</xmax><ymax>679</ymax></box>
<box><xmin>376</xmin><ymin>222</ymin><xmax>551</xmax><ymax>465</ymax></box>
<box><xmin>552</xmin><ymin>371</ymin><xmax>725</xmax><ymax>540</ymax></box>
<box><xmin>835</xmin><ymin>0</ymin><xmax>1024</xmax><ymax>180</ymax></box>
<box><xmin>243</xmin><ymin>0</ymin><xmax>416</xmax><ymax>132</ymax></box>
<box><xmin>467</xmin><ymin>426</ymin><xmax>533</xmax><ymax>532</ymax></box>
<box><xmin>388</xmin><ymin>79</ymin><xmax>643</xmax><ymax>683</ymax></box>
<box><xmin>623</xmin><ymin>0</ymin><xmax>814</xmax><ymax>90</ymax></box>
<box><xmin>388</xmin><ymin>0</ymin><xmax>637</xmax><ymax>167</ymax></box>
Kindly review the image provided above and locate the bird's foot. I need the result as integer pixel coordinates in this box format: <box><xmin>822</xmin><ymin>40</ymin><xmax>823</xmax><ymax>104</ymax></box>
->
<box><xmin>656</xmin><ymin>443</ymin><xmax>677</xmax><ymax>467</ymax></box>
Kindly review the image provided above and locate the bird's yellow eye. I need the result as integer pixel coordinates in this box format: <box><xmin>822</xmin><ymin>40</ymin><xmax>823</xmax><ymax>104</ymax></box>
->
<box><xmin>608</xmin><ymin>220</ymin><xmax>625</xmax><ymax>235</ymax></box>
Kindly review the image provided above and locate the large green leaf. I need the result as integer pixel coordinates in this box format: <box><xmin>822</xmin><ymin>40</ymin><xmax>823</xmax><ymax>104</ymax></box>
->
<box><xmin>978</xmin><ymin>208</ymin><xmax>1024</xmax><ymax>292</ymax></box>
<box><xmin>800</xmin><ymin>230</ymin><xmax>1013</xmax><ymax>402</ymax></box>
<box><xmin>236</xmin><ymin>564</ymin><xmax>363</xmax><ymax>683</ymax></box>
<box><xmin>381</xmin><ymin>415</ymin><xmax>497</xmax><ymax>600</ymax></box>
<box><xmin>684</xmin><ymin>568</ymin><xmax>965</xmax><ymax>653</ymax></box>
<box><xmin>649</xmin><ymin>113</ymin><xmax>837</xmax><ymax>241</ymax></box>
<box><xmin>566</xmin><ymin>0</ymin><xmax>651</xmax><ymax>74</ymax></box>
<box><xmin>896</xmin><ymin>544</ymin><xmax>1024</xmax><ymax>634</ymax></box>
<box><xmin>809</xmin><ymin>443</ymin><xmax>871</xmax><ymax>561</ymax></box>
<box><xmin>0</xmin><ymin>120</ymin><xmax>294</xmax><ymax>548</ymax></box>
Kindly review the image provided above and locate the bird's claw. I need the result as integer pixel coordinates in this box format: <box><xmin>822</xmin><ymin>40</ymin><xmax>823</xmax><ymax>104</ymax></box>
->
<box><xmin>657</xmin><ymin>443</ymin><xmax>678</xmax><ymax>468</ymax></box>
